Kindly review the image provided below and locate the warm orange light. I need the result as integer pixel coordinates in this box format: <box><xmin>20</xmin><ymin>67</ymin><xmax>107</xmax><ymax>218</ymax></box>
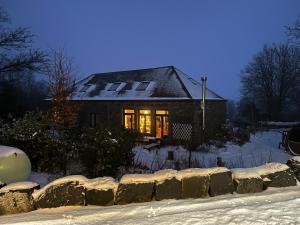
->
<box><xmin>156</xmin><ymin>110</ymin><xmax>168</xmax><ymax>115</ymax></box>
<box><xmin>139</xmin><ymin>110</ymin><xmax>151</xmax><ymax>134</ymax></box>
<box><xmin>124</xmin><ymin>109</ymin><xmax>134</xmax><ymax>114</ymax></box>
<box><xmin>139</xmin><ymin>110</ymin><xmax>151</xmax><ymax>115</ymax></box>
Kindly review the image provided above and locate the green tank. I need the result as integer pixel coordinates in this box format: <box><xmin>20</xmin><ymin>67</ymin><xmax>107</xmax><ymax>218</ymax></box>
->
<box><xmin>0</xmin><ymin>146</ymin><xmax>31</xmax><ymax>184</ymax></box>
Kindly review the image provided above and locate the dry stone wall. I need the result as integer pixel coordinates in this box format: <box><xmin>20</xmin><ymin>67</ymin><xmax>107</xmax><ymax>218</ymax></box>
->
<box><xmin>1</xmin><ymin>160</ymin><xmax>300</xmax><ymax>216</ymax></box>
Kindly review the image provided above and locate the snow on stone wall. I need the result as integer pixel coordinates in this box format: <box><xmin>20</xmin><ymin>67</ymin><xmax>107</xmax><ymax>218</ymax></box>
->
<box><xmin>0</xmin><ymin>160</ymin><xmax>299</xmax><ymax>216</ymax></box>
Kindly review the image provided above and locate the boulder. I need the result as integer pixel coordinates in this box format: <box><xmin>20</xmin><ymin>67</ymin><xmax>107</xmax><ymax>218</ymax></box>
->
<box><xmin>33</xmin><ymin>175</ymin><xmax>87</xmax><ymax>209</ymax></box>
<box><xmin>254</xmin><ymin>163</ymin><xmax>297</xmax><ymax>188</ymax></box>
<box><xmin>208</xmin><ymin>167</ymin><xmax>235</xmax><ymax>196</ymax></box>
<box><xmin>85</xmin><ymin>177</ymin><xmax>117</xmax><ymax>206</ymax></box>
<box><xmin>0</xmin><ymin>181</ymin><xmax>39</xmax><ymax>215</ymax></box>
<box><xmin>115</xmin><ymin>174</ymin><xmax>155</xmax><ymax>205</ymax></box>
<box><xmin>231</xmin><ymin>169</ymin><xmax>263</xmax><ymax>194</ymax></box>
<box><xmin>154</xmin><ymin>169</ymin><xmax>182</xmax><ymax>201</ymax></box>
<box><xmin>178</xmin><ymin>168</ymin><xmax>209</xmax><ymax>198</ymax></box>
<box><xmin>287</xmin><ymin>156</ymin><xmax>300</xmax><ymax>181</ymax></box>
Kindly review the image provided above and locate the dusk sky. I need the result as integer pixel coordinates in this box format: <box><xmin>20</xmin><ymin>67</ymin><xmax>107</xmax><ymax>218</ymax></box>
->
<box><xmin>2</xmin><ymin>0</ymin><xmax>300</xmax><ymax>100</ymax></box>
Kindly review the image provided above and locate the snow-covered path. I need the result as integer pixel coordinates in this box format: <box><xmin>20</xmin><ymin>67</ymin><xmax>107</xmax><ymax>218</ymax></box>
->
<box><xmin>2</xmin><ymin>186</ymin><xmax>300</xmax><ymax>225</ymax></box>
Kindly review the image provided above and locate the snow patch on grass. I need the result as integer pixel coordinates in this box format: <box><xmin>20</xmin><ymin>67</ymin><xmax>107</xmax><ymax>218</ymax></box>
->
<box><xmin>133</xmin><ymin>129</ymin><xmax>292</xmax><ymax>171</ymax></box>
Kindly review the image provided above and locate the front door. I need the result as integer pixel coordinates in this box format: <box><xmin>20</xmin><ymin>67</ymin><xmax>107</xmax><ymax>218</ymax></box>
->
<box><xmin>155</xmin><ymin>110</ymin><xmax>169</xmax><ymax>138</ymax></box>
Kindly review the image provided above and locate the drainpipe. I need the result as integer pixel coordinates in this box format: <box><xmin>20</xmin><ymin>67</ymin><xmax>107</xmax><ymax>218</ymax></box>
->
<box><xmin>201</xmin><ymin>76</ymin><xmax>207</xmax><ymax>144</ymax></box>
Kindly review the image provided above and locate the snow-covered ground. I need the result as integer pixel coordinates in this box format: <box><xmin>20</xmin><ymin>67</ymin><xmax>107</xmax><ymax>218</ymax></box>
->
<box><xmin>133</xmin><ymin>129</ymin><xmax>292</xmax><ymax>171</ymax></box>
<box><xmin>2</xmin><ymin>185</ymin><xmax>300</xmax><ymax>225</ymax></box>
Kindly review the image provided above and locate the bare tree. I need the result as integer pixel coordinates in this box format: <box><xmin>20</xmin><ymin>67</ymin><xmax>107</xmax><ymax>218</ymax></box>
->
<box><xmin>240</xmin><ymin>44</ymin><xmax>300</xmax><ymax>121</ymax></box>
<box><xmin>47</xmin><ymin>50</ymin><xmax>80</xmax><ymax>130</ymax></box>
<box><xmin>287</xmin><ymin>16</ymin><xmax>300</xmax><ymax>48</ymax></box>
<box><xmin>0</xmin><ymin>8</ymin><xmax>47</xmax><ymax>75</ymax></box>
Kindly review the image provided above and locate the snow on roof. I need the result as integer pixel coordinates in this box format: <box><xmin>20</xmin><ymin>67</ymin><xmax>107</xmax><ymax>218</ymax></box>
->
<box><xmin>173</xmin><ymin>67</ymin><xmax>224</xmax><ymax>100</ymax></box>
<box><xmin>0</xmin><ymin>181</ymin><xmax>39</xmax><ymax>193</ymax></box>
<box><xmin>71</xmin><ymin>66</ymin><xmax>225</xmax><ymax>101</ymax></box>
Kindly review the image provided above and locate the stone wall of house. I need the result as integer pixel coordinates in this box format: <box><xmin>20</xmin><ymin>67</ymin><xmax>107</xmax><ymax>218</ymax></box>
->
<box><xmin>1</xmin><ymin>160</ymin><xmax>300</xmax><ymax>216</ymax></box>
<box><xmin>77</xmin><ymin>100</ymin><xmax>226</xmax><ymax>147</ymax></box>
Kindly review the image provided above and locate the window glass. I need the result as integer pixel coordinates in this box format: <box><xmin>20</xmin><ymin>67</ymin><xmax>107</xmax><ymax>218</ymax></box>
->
<box><xmin>108</xmin><ymin>82</ymin><xmax>121</xmax><ymax>91</ymax></box>
<box><xmin>79</xmin><ymin>84</ymin><xmax>91</xmax><ymax>92</ymax></box>
<box><xmin>124</xmin><ymin>109</ymin><xmax>134</xmax><ymax>114</ymax></box>
<box><xmin>155</xmin><ymin>110</ymin><xmax>169</xmax><ymax>138</ymax></box>
<box><xmin>124</xmin><ymin>109</ymin><xmax>135</xmax><ymax>130</ymax></box>
<box><xmin>136</xmin><ymin>81</ymin><xmax>150</xmax><ymax>91</ymax></box>
<box><xmin>156</xmin><ymin>110</ymin><xmax>168</xmax><ymax>115</ymax></box>
<box><xmin>139</xmin><ymin>110</ymin><xmax>151</xmax><ymax>134</ymax></box>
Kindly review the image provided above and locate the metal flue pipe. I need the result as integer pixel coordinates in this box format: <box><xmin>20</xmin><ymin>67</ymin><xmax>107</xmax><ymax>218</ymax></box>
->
<box><xmin>201</xmin><ymin>76</ymin><xmax>207</xmax><ymax>143</ymax></box>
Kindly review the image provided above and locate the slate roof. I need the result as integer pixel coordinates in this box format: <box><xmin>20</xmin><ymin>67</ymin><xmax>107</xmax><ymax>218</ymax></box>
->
<box><xmin>72</xmin><ymin>66</ymin><xmax>225</xmax><ymax>101</ymax></box>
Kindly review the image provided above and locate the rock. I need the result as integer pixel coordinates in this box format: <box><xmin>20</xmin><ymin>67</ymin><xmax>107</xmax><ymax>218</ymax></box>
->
<box><xmin>231</xmin><ymin>169</ymin><xmax>264</xmax><ymax>194</ymax></box>
<box><xmin>33</xmin><ymin>175</ymin><xmax>87</xmax><ymax>209</ymax></box>
<box><xmin>287</xmin><ymin>156</ymin><xmax>300</xmax><ymax>181</ymax></box>
<box><xmin>254</xmin><ymin>163</ymin><xmax>297</xmax><ymax>188</ymax></box>
<box><xmin>208</xmin><ymin>167</ymin><xmax>235</xmax><ymax>196</ymax></box>
<box><xmin>85</xmin><ymin>177</ymin><xmax>117</xmax><ymax>206</ymax></box>
<box><xmin>115</xmin><ymin>174</ymin><xmax>155</xmax><ymax>204</ymax></box>
<box><xmin>154</xmin><ymin>169</ymin><xmax>182</xmax><ymax>201</ymax></box>
<box><xmin>178</xmin><ymin>168</ymin><xmax>210</xmax><ymax>198</ymax></box>
<box><xmin>0</xmin><ymin>181</ymin><xmax>39</xmax><ymax>215</ymax></box>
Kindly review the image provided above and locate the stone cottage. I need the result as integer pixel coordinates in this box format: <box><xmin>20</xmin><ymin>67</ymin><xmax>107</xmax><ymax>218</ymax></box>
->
<box><xmin>72</xmin><ymin>66</ymin><xmax>226</xmax><ymax>146</ymax></box>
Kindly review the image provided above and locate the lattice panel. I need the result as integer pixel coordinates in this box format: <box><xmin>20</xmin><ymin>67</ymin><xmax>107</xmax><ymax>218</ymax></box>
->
<box><xmin>172</xmin><ymin>123</ymin><xmax>192</xmax><ymax>141</ymax></box>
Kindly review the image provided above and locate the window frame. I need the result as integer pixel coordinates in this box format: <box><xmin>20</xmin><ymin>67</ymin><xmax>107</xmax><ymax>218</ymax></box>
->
<box><xmin>155</xmin><ymin>110</ymin><xmax>169</xmax><ymax>139</ymax></box>
<box><xmin>108</xmin><ymin>82</ymin><xmax>122</xmax><ymax>91</ymax></box>
<box><xmin>138</xmin><ymin>109</ymin><xmax>152</xmax><ymax>134</ymax></box>
<box><xmin>136</xmin><ymin>81</ymin><xmax>150</xmax><ymax>91</ymax></box>
<box><xmin>123</xmin><ymin>109</ymin><xmax>135</xmax><ymax>130</ymax></box>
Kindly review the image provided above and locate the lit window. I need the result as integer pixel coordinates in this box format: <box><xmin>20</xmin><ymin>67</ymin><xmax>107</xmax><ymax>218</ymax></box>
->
<box><xmin>156</xmin><ymin>110</ymin><xmax>169</xmax><ymax>115</ymax></box>
<box><xmin>124</xmin><ymin>109</ymin><xmax>135</xmax><ymax>130</ymax></box>
<box><xmin>108</xmin><ymin>82</ymin><xmax>121</xmax><ymax>91</ymax></box>
<box><xmin>136</xmin><ymin>81</ymin><xmax>150</xmax><ymax>91</ymax></box>
<box><xmin>156</xmin><ymin>110</ymin><xmax>169</xmax><ymax>138</ymax></box>
<box><xmin>139</xmin><ymin>110</ymin><xmax>151</xmax><ymax>134</ymax></box>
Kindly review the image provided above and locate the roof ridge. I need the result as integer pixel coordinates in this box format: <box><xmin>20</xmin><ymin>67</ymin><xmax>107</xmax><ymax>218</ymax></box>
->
<box><xmin>91</xmin><ymin>65</ymin><xmax>175</xmax><ymax>76</ymax></box>
<box><xmin>172</xmin><ymin>67</ymin><xmax>193</xmax><ymax>99</ymax></box>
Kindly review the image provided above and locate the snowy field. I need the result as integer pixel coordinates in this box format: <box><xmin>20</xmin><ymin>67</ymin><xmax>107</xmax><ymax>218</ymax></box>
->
<box><xmin>2</xmin><ymin>185</ymin><xmax>300</xmax><ymax>225</ymax></box>
<box><xmin>133</xmin><ymin>129</ymin><xmax>292</xmax><ymax>171</ymax></box>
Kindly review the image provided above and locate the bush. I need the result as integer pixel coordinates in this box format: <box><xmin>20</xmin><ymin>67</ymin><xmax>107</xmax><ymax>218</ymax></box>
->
<box><xmin>79</xmin><ymin>126</ymin><xmax>139</xmax><ymax>177</ymax></box>
<box><xmin>207</xmin><ymin>124</ymin><xmax>251</xmax><ymax>147</ymax></box>
<box><xmin>0</xmin><ymin>111</ymin><xmax>81</xmax><ymax>173</ymax></box>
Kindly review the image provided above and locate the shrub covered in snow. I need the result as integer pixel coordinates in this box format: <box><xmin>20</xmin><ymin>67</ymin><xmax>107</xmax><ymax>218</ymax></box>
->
<box><xmin>0</xmin><ymin>111</ymin><xmax>139</xmax><ymax>178</ymax></box>
<box><xmin>0</xmin><ymin>111</ymin><xmax>79</xmax><ymax>174</ymax></box>
<box><xmin>79</xmin><ymin>127</ymin><xmax>139</xmax><ymax>178</ymax></box>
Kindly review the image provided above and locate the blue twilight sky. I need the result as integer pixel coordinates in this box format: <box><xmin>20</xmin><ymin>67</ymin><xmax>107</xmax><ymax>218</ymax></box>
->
<box><xmin>2</xmin><ymin>0</ymin><xmax>300</xmax><ymax>100</ymax></box>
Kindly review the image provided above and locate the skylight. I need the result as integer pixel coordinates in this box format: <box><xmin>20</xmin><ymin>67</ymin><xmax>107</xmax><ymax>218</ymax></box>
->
<box><xmin>79</xmin><ymin>84</ymin><xmax>92</xmax><ymax>92</ymax></box>
<box><xmin>136</xmin><ymin>81</ymin><xmax>150</xmax><ymax>91</ymax></box>
<box><xmin>108</xmin><ymin>82</ymin><xmax>121</xmax><ymax>91</ymax></box>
